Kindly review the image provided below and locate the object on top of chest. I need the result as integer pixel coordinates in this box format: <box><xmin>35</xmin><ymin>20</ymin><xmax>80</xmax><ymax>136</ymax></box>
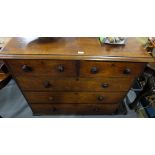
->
<box><xmin>99</xmin><ymin>37</ymin><xmax>127</xmax><ymax>45</ymax></box>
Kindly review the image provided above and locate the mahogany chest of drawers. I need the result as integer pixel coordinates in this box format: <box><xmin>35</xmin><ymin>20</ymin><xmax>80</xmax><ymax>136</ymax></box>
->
<box><xmin>0</xmin><ymin>37</ymin><xmax>154</xmax><ymax>115</ymax></box>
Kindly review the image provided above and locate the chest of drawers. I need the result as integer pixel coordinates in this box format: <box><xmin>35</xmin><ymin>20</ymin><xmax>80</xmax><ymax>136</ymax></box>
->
<box><xmin>0</xmin><ymin>37</ymin><xmax>154</xmax><ymax>115</ymax></box>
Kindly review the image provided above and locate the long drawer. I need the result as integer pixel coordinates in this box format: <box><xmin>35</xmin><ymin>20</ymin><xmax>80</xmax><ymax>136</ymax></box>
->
<box><xmin>80</xmin><ymin>61</ymin><xmax>146</xmax><ymax>77</ymax></box>
<box><xmin>30</xmin><ymin>103</ymin><xmax>119</xmax><ymax>115</ymax></box>
<box><xmin>16</xmin><ymin>77</ymin><xmax>134</xmax><ymax>92</ymax></box>
<box><xmin>24</xmin><ymin>92</ymin><xmax>125</xmax><ymax>104</ymax></box>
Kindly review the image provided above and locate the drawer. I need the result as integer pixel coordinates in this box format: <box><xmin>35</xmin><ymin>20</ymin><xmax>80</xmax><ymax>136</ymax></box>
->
<box><xmin>80</xmin><ymin>61</ymin><xmax>146</xmax><ymax>77</ymax></box>
<box><xmin>24</xmin><ymin>92</ymin><xmax>125</xmax><ymax>104</ymax></box>
<box><xmin>6</xmin><ymin>59</ymin><xmax>77</xmax><ymax>77</ymax></box>
<box><xmin>30</xmin><ymin>103</ymin><xmax>119</xmax><ymax>115</ymax></box>
<box><xmin>16</xmin><ymin>77</ymin><xmax>134</xmax><ymax>92</ymax></box>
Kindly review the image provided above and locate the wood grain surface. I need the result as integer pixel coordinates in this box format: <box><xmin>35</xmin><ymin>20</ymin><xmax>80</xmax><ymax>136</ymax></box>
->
<box><xmin>80</xmin><ymin>61</ymin><xmax>146</xmax><ymax>77</ymax></box>
<box><xmin>24</xmin><ymin>91</ymin><xmax>125</xmax><ymax>104</ymax></box>
<box><xmin>16</xmin><ymin>76</ymin><xmax>134</xmax><ymax>92</ymax></box>
<box><xmin>30</xmin><ymin>103</ymin><xmax>119</xmax><ymax>115</ymax></box>
<box><xmin>1</xmin><ymin>37</ymin><xmax>154</xmax><ymax>62</ymax></box>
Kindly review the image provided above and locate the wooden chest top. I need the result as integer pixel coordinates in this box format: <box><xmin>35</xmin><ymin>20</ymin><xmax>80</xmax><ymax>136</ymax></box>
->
<box><xmin>0</xmin><ymin>37</ymin><xmax>154</xmax><ymax>62</ymax></box>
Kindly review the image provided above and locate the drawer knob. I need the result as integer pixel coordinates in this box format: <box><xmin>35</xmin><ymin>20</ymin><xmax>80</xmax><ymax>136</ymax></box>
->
<box><xmin>90</xmin><ymin>67</ymin><xmax>98</xmax><ymax>74</ymax></box>
<box><xmin>94</xmin><ymin>107</ymin><xmax>100</xmax><ymax>112</ymax></box>
<box><xmin>52</xmin><ymin>107</ymin><xmax>57</xmax><ymax>112</ymax></box>
<box><xmin>102</xmin><ymin>83</ymin><xmax>109</xmax><ymax>88</ymax></box>
<box><xmin>43</xmin><ymin>81</ymin><xmax>51</xmax><ymax>88</ymax></box>
<box><xmin>123</xmin><ymin>68</ymin><xmax>131</xmax><ymax>74</ymax></box>
<box><xmin>97</xmin><ymin>96</ymin><xmax>105</xmax><ymax>101</ymax></box>
<box><xmin>22</xmin><ymin>65</ymin><xmax>32</xmax><ymax>72</ymax></box>
<box><xmin>58</xmin><ymin>64</ymin><xmax>64</xmax><ymax>72</ymax></box>
<box><xmin>49</xmin><ymin>97</ymin><xmax>54</xmax><ymax>101</ymax></box>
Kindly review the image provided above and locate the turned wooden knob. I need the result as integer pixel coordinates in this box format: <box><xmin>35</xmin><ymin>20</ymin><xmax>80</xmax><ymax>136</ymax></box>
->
<box><xmin>52</xmin><ymin>107</ymin><xmax>57</xmax><ymax>112</ymax></box>
<box><xmin>57</xmin><ymin>64</ymin><xmax>64</xmax><ymax>72</ymax></box>
<box><xmin>97</xmin><ymin>96</ymin><xmax>105</xmax><ymax>101</ymax></box>
<box><xmin>22</xmin><ymin>65</ymin><xmax>32</xmax><ymax>72</ymax></box>
<box><xmin>43</xmin><ymin>81</ymin><xmax>51</xmax><ymax>88</ymax></box>
<box><xmin>94</xmin><ymin>107</ymin><xmax>100</xmax><ymax>112</ymax></box>
<box><xmin>102</xmin><ymin>83</ymin><xmax>109</xmax><ymax>88</ymax></box>
<box><xmin>123</xmin><ymin>68</ymin><xmax>131</xmax><ymax>74</ymax></box>
<box><xmin>48</xmin><ymin>97</ymin><xmax>54</xmax><ymax>101</ymax></box>
<box><xmin>90</xmin><ymin>67</ymin><xmax>98</xmax><ymax>74</ymax></box>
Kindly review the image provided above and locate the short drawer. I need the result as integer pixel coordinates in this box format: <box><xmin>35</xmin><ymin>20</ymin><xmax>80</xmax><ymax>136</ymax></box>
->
<box><xmin>6</xmin><ymin>59</ymin><xmax>77</xmax><ymax>77</ymax></box>
<box><xmin>16</xmin><ymin>77</ymin><xmax>134</xmax><ymax>92</ymax></box>
<box><xmin>30</xmin><ymin>103</ymin><xmax>119</xmax><ymax>115</ymax></box>
<box><xmin>80</xmin><ymin>61</ymin><xmax>146</xmax><ymax>77</ymax></box>
<box><xmin>24</xmin><ymin>92</ymin><xmax>125</xmax><ymax>104</ymax></box>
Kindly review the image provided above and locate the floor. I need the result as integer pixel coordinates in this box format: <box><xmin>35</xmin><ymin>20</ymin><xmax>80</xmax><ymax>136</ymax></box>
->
<box><xmin>0</xmin><ymin>80</ymin><xmax>138</xmax><ymax>118</ymax></box>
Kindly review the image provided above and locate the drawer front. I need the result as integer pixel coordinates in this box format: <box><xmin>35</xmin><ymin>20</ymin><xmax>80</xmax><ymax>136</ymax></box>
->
<box><xmin>24</xmin><ymin>92</ymin><xmax>125</xmax><ymax>104</ymax></box>
<box><xmin>80</xmin><ymin>61</ymin><xmax>146</xmax><ymax>77</ymax></box>
<box><xmin>16</xmin><ymin>77</ymin><xmax>134</xmax><ymax>92</ymax></box>
<box><xmin>6</xmin><ymin>60</ymin><xmax>77</xmax><ymax>77</ymax></box>
<box><xmin>30</xmin><ymin>103</ymin><xmax>119</xmax><ymax>115</ymax></box>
